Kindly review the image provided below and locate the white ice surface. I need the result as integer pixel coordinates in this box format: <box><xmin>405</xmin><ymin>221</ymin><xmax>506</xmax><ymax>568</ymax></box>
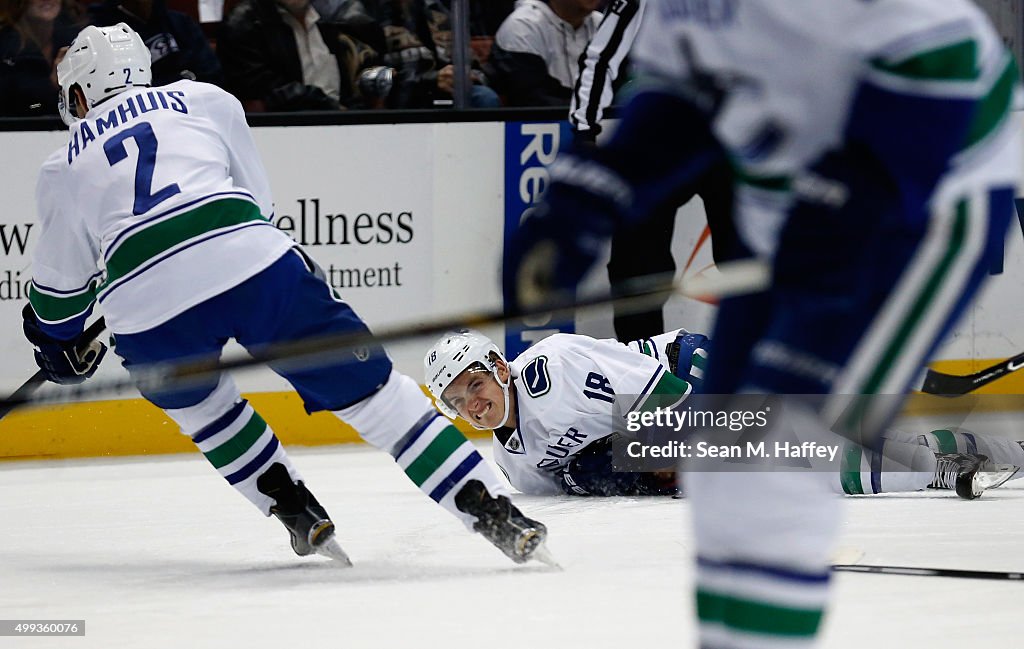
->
<box><xmin>1</xmin><ymin>441</ymin><xmax>1022</xmax><ymax>649</ymax></box>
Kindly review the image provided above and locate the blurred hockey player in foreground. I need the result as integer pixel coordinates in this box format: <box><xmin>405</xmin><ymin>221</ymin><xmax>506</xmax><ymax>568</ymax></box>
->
<box><xmin>502</xmin><ymin>1</ymin><xmax>1022</xmax><ymax>645</ymax></box>
<box><xmin>424</xmin><ymin>329</ymin><xmax>1020</xmax><ymax>499</ymax></box>
<box><xmin>22</xmin><ymin>24</ymin><xmax>551</xmax><ymax>566</ymax></box>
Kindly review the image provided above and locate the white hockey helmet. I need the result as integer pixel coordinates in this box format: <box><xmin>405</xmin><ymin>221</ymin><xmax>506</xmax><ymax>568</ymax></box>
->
<box><xmin>57</xmin><ymin>23</ymin><xmax>152</xmax><ymax>126</ymax></box>
<box><xmin>424</xmin><ymin>329</ymin><xmax>512</xmax><ymax>430</ymax></box>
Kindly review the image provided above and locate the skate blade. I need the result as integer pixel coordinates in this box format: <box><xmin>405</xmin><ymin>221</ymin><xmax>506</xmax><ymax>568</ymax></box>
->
<box><xmin>977</xmin><ymin>464</ymin><xmax>1020</xmax><ymax>491</ymax></box>
<box><xmin>314</xmin><ymin>537</ymin><xmax>353</xmax><ymax>566</ymax></box>
<box><xmin>529</xmin><ymin>541</ymin><xmax>561</xmax><ymax>569</ymax></box>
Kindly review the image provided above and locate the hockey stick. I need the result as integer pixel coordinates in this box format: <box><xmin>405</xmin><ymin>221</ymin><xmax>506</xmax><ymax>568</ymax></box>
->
<box><xmin>0</xmin><ymin>260</ymin><xmax>771</xmax><ymax>413</ymax></box>
<box><xmin>919</xmin><ymin>352</ymin><xmax>1024</xmax><ymax>396</ymax></box>
<box><xmin>833</xmin><ymin>564</ymin><xmax>1024</xmax><ymax>581</ymax></box>
<box><xmin>0</xmin><ymin>316</ymin><xmax>108</xmax><ymax>422</ymax></box>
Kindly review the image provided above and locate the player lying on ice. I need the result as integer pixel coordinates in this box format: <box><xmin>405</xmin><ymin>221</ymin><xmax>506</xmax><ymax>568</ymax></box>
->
<box><xmin>424</xmin><ymin>329</ymin><xmax>1020</xmax><ymax>499</ymax></box>
<box><xmin>21</xmin><ymin>23</ymin><xmax>553</xmax><ymax>566</ymax></box>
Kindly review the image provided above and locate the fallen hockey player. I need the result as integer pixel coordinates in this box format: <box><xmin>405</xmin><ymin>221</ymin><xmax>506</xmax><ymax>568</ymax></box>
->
<box><xmin>424</xmin><ymin>329</ymin><xmax>1020</xmax><ymax>499</ymax></box>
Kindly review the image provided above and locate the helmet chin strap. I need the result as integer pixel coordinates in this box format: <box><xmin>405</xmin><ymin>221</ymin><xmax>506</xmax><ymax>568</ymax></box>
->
<box><xmin>494</xmin><ymin>371</ymin><xmax>512</xmax><ymax>429</ymax></box>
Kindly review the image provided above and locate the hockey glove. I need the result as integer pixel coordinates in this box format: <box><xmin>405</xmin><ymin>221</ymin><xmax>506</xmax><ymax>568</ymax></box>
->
<box><xmin>23</xmin><ymin>304</ymin><xmax>106</xmax><ymax>385</ymax></box>
<box><xmin>666</xmin><ymin>331</ymin><xmax>711</xmax><ymax>390</ymax></box>
<box><xmin>502</xmin><ymin>155</ymin><xmax>625</xmax><ymax>313</ymax></box>
<box><xmin>560</xmin><ymin>434</ymin><xmax>678</xmax><ymax>496</ymax></box>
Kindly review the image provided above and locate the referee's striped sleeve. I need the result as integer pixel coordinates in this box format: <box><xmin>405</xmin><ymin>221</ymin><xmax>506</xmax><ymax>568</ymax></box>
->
<box><xmin>570</xmin><ymin>0</ymin><xmax>644</xmax><ymax>134</ymax></box>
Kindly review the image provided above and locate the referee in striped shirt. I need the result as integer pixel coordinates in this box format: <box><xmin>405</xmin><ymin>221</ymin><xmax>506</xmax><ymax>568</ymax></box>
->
<box><xmin>570</xmin><ymin>0</ymin><xmax>737</xmax><ymax>342</ymax></box>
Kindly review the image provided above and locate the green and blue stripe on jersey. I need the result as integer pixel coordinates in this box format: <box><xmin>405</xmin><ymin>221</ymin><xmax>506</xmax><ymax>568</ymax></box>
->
<box><xmin>29</xmin><ymin>191</ymin><xmax>273</xmax><ymax>339</ymax></box>
<box><xmin>628</xmin><ymin>366</ymin><xmax>692</xmax><ymax>414</ymax></box>
<box><xmin>28</xmin><ymin>270</ymin><xmax>104</xmax><ymax>340</ymax></box>
<box><xmin>868</xmin><ymin>28</ymin><xmax>1018</xmax><ymax>152</ymax></box>
<box><xmin>97</xmin><ymin>191</ymin><xmax>274</xmax><ymax>304</ymax></box>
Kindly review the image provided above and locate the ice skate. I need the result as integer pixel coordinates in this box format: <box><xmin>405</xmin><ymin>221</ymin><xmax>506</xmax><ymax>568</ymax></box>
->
<box><xmin>454</xmin><ymin>480</ymin><xmax>558</xmax><ymax>567</ymax></box>
<box><xmin>257</xmin><ymin>463</ymin><xmax>352</xmax><ymax>565</ymax></box>
<box><xmin>929</xmin><ymin>453</ymin><xmax>1019</xmax><ymax>500</ymax></box>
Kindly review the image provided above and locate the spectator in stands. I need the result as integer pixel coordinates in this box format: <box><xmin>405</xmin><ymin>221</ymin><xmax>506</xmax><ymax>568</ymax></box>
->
<box><xmin>0</xmin><ymin>0</ymin><xmax>81</xmax><ymax>116</ymax></box>
<box><xmin>217</xmin><ymin>0</ymin><xmax>385</xmax><ymax>111</ymax></box>
<box><xmin>311</xmin><ymin>0</ymin><xmax>377</xmax><ymax>25</ymax></box>
<box><xmin>88</xmin><ymin>0</ymin><xmax>221</xmax><ymax>86</ymax></box>
<box><xmin>490</xmin><ymin>0</ymin><xmax>601</xmax><ymax>106</ymax></box>
<box><xmin>372</xmin><ymin>0</ymin><xmax>499</xmax><ymax>108</ymax></box>
<box><xmin>419</xmin><ymin>0</ymin><xmax>513</xmax><ymax>69</ymax></box>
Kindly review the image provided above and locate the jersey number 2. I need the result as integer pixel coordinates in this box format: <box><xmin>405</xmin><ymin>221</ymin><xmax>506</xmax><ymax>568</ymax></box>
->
<box><xmin>103</xmin><ymin>122</ymin><xmax>181</xmax><ymax>216</ymax></box>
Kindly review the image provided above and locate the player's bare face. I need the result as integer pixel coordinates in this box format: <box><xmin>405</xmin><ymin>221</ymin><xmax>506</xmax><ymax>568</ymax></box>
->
<box><xmin>443</xmin><ymin>363</ymin><xmax>510</xmax><ymax>429</ymax></box>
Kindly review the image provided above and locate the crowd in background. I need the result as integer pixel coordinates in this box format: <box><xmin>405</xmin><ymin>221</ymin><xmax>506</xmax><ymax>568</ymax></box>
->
<box><xmin>0</xmin><ymin>0</ymin><xmax>615</xmax><ymax>116</ymax></box>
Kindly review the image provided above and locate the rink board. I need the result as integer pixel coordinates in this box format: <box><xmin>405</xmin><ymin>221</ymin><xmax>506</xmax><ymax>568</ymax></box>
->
<box><xmin>2</xmin><ymin>117</ymin><xmax>1024</xmax><ymax>459</ymax></box>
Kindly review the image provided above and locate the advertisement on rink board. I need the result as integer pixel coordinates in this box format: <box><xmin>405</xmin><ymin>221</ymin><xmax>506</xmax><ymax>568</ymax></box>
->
<box><xmin>249</xmin><ymin>125</ymin><xmax>433</xmax><ymax>324</ymax></box>
<box><xmin>503</xmin><ymin>120</ymin><xmax>578</xmax><ymax>359</ymax></box>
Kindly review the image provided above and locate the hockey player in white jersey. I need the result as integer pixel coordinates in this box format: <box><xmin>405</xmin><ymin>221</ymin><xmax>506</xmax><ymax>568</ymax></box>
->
<box><xmin>425</xmin><ymin>328</ymin><xmax>697</xmax><ymax>497</ymax></box>
<box><xmin>23</xmin><ymin>23</ymin><xmax>551</xmax><ymax>566</ymax></box>
<box><xmin>425</xmin><ymin>329</ymin><xmax>1021</xmax><ymax>499</ymax></box>
<box><xmin>503</xmin><ymin>1</ymin><xmax>1022</xmax><ymax>646</ymax></box>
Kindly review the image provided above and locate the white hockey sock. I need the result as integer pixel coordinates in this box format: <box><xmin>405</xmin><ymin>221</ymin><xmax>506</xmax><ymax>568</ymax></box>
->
<box><xmin>164</xmin><ymin>375</ymin><xmax>301</xmax><ymax>515</ymax></box>
<box><xmin>687</xmin><ymin>400</ymin><xmax>841</xmax><ymax>649</ymax></box>
<box><xmin>928</xmin><ymin>427</ymin><xmax>1024</xmax><ymax>479</ymax></box>
<box><xmin>834</xmin><ymin>438</ymin><xmax>934</xmax><ymax>495</ymax></box>
<box><xmin>334</xmin><ymin>370</ymin><xmax>509</xmax><ymax>528</ymax></box>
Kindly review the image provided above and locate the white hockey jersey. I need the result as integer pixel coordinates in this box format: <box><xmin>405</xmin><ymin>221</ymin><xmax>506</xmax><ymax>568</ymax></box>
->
<box><xmin>631</xmin><ymin>0</ymin><xmax>1019</xmax><ymax>257</ymax></box>
<box><xmin>30</xmin><ymin>80</ymin><xmax>294</xmax><ymax>336</ymax></box>
<box><xmin>493</xmin><ymin>331</ymin><xmax>689</xmax><ymax>495</ymax></box>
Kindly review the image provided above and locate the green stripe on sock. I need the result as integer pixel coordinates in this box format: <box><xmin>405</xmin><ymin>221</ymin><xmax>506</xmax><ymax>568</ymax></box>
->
<box><xmin>697</xmin><ymin>589</ymin><xmax>824</xmax><ymax>637</ymax></box>
<box><xmin>404</xmin><ymin>425</ymin><xmax>468</xmax><ymax>487</ymax></box>
<box><xmin>930</xmin><ymin>429</ymin><xmax>959</xmax><ymax>454</ymax></box>
<box><xmin>204</xmin><ymin>412</ymin><xmax>269</xmax><ymax>469</ymax></box>
<box><xmin>840</xmin><ymin>444</ymin><xmax>865</xmax><ymax>495</ymax></box>
<box><xmin>101</xmin><ymin>198</ymin><xmax>266</xmax><ymax>291</ymax></box>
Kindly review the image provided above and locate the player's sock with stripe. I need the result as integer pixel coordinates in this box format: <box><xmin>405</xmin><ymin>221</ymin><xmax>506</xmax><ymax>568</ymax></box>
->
<box><xmin>161</xmin><ymin>377</ymin><xmax>303</xmax><ymax>515</ymax></box>
<box><xmin>334</xmin><ymin>370</ymin><xmax>509</xmax><ymax>527</ymax></box>
<box><xmin>836</xmin><ymin>439</ymin><xmax>933</xmax><ymax>495</ymax></box>
<box><xmin>925</xmin><ymin>427</ymin><xmax>1024</xmax><ymax>470</ymax></box>
<box><xmin>696</xmin><ymin>557</ymin><xmax>830</xmax><ymax>649</ymax></box>
<box><xmin>188</xmin><ymin>399</ymin><xmax>301</xmax><ymax>514</ymax></box>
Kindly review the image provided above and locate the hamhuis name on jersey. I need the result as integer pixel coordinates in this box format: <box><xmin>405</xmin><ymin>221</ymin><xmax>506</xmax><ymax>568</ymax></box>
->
<box><xmin>68</xmin><ymin>89</ymin><xmax>189</xmax><ymax>165</ymax></box>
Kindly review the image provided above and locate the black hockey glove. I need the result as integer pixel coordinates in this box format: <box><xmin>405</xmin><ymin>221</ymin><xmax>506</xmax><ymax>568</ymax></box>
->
<box><xmin>560</xmin><ymin>434</ymin><xmax>678</xmax><ymax>496</ymax></box>
<box><xmin>22</xmin><ymin>304</ymin><xmax>107</xmax><ymax>385</ymax></box>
